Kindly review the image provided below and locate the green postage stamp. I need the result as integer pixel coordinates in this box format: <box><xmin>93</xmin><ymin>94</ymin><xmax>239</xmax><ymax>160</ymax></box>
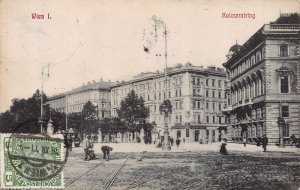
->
<box><xmin>1</xmin><ymin>133</ymin><xmax>65</xmax><ymax>189</ymax></box>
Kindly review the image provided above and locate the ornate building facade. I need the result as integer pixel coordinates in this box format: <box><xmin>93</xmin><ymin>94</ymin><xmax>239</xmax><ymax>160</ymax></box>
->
<box><xmin>223</xmin><ymin>13</ymin><xmax>300</xmax><ymax>144</ymax></box>
<box><xmin>111</xmin><ymin>63</ymin><xmax>227</xmax><ymax>143</ymax></box>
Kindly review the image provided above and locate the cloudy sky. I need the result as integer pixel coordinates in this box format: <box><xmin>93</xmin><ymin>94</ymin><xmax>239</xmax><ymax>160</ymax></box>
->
<box><xmin>0</xmin><ymin>0</ymin><xmax>299</xmax><ymax>112</ymax></box>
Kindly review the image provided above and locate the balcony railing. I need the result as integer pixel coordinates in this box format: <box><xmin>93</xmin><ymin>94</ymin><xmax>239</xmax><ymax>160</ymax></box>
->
<box><xmin>264</xmin><ymin>24</ymin><xmax>300</xmax><ymax>31</ymax></box>
<box><xmin>223</xmin><ymin>105</ymin><xmax>232</xmax><ymax>112</ymax></box>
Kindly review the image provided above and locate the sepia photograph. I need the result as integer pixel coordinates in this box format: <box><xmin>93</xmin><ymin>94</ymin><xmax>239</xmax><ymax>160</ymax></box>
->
<box><xmin>0</xmin><ymin>0</ymin><xmax>300</xmax><ymax>189</ymax></box>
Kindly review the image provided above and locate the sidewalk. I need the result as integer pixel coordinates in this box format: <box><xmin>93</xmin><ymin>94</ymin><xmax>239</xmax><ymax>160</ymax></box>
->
<box><xmin>87</xmin><ymin>142</ymin><xmax>300</xmax><ymax>154</ymax></box>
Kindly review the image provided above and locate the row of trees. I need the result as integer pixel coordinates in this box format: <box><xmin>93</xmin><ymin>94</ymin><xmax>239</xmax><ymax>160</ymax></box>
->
<box><xmin>0</xmin><ymin>90</ymin><xmax>157</xmax><ymax>139</ymax></box>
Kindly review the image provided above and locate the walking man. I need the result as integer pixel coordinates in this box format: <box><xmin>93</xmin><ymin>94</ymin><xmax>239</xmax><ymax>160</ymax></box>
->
<box><xmin>83</xmin><ymin>135</ymin><xmax>91</xmax><ymax>161</ymax></box>
<box><xmin>261</xmin><ymin>134</ymin><xmax>268</xmax><ymax>152</ymax></box>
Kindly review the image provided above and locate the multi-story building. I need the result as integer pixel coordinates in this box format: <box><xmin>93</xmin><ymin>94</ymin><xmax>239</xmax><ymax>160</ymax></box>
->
<box><xmin>223</xmin><ymin>13</ymin><xmax>300</xmax><ymax>144</ymax></box>
<box><xmin>111</xmin><ymin>63</ymin><xmax>227</xmax><ymax>143</ymax></box>
<box><xmin>47</xmin><ymin>80</ymin><xmax>113</xmax><ymax>120</ymax></box>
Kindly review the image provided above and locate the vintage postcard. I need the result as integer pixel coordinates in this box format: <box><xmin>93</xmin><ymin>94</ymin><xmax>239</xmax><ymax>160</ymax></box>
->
<box><xmin>0</xmin><ymin>0</ymin><xmax>300</xmax><ymax>189</ymax></box>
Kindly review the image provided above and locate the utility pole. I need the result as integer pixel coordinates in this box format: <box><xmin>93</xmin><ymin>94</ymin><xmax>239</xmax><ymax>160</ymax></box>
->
<box><xmin>151</xmin><ymin>16</ymin><xmax>171</xmax><ymax>150</ymax></box>
<box><xmin>40</xmin><ymin>64</ymin><xmax>50</xmax><ymax>133</ymax></box>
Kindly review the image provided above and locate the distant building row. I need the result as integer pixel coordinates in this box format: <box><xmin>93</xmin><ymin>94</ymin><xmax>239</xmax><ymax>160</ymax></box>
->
<box><xmin>47</xmin><ymin>63</ymin><xmax>227</xmax><ymax>143</ymax></box>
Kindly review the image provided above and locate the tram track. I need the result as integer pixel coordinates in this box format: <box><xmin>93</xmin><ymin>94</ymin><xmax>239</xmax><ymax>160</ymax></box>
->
<box><xmin>103</xmin><ymin>152</ymin><xmax>133</xmax><ymax>190</ymax></box>
<box><xmin>65</xmin><ymin>152</ymin><xmax>134</xmax><ymax>189</ymax></box>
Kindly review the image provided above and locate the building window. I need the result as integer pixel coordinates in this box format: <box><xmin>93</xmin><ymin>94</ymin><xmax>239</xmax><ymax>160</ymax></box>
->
<box><xmin>206</xmin><ymin>90</ymin><xmax>209</xmax><ymax>97</ymax></box>
<box><xmin>280</xmin><ymin>76</ymin><xmax>289</xmax><ymax>93</ymax></box>
<box><xmin>219</xmin><ymin>116</ymin><xmax>222</xmax><ymax>124</ymax></box>
<box><xmin>198</xmin><ymin>101</ymin><xmax>200</xmax><ymax>109</ymax></box>
<box><xmin>219</xmin><ymin>91</ymin><xmax>222</xmax><ymax>99</ymax></box>
<box><xmin>186</xmin><ymin>129</ymin><xmax>189</xmax><ymax>137</ymax></box>
<box><xmin>206</xmin><ymin>102</ymin><xmax>209</xmax><ymax>109</ymax></box>
<box><xmin>218</xmin><ymin>80</ymin><xmax>222</xmax><ymax>87</ymax></box>
<box><xmin>212</xmin><ymin>103</ymin><xmax>215</xmax><ymax>111</ymax></box>
<box><xmin>219</xmin><ymin>103</ymin><xmax>222</xmax><ymax>111</ymax></box>
<box><xmin>282</xmin><ymin>106</ymin><xmax>289</xmax><ymax>117</ymax></box>
<box><xmin>169</xmin><ymin>91</ymin><xmax>171</xmax><ymax>98</ymax></box>
<box><xmin>206</xmin><ymin>116</ymin><xmax>209</xmax><ymax>123</ymax></box>
<box><xmin>280</xmin><ymin>45</ymin><xmax>288</xmax><ymax>57</ymax></box>
<box><xmin>213</xmin><ymin>116</ymin><xmax>215</xmax><ymax>123</ymax></box>
<box><xmin>212</xmin><ymin>79</ymin><xmax>215</xmax><ymax>87</ymax></box>
<box><xmin>283</xmin><ymin>124</ymin><xmax>289</xmax><ymax>137</ymax></box>
<box><xmin>198</xmin><ymin>115</ymin><xmax>201</xmax><ymax>123</ymax></box>
<box><xmin>206</xmin><ymin>79</ymin><xmax>209</xmax><ymax>86</ymax></box>
<box><xmin>179</xmin><ymin>115</ymin><xmax>182</xmax><ymax>123</ymax></box>
<box><xmin>212</xmin><ymin>91</ymin><xmax>215</xmax><ymax>98</ymax></box>
<box><xmin>197</xmin><ymin>78</ymin><xmax>200</xmax><ymax>85</ymax></box>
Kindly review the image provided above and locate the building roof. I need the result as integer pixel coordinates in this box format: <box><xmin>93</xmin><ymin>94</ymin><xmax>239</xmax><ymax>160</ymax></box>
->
<box><xmin>229</xmin><ymin>44</ymin><xmax>241</xmax><ymax>53</ymax></box>
<box><xmin>69</xmin><ymin>80</ymin><xmax>113</xmax><ymax>94</ymax></box>
<box><xmin>111</xmin><ymin>63</ymin><xmax>226</xmax><ymax>88</ymax></box>
<box><xmin>273</xmin><ymin>13</ymin><xmax>300</xmax><ymax>24</ymax></box>
<box><xmin>48</xmin><ymin>80</ymin><xmax>114</xmax><ymax>101</ymax></box>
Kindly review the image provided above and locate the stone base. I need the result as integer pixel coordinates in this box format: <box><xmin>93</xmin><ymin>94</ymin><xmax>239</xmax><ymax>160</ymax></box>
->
<box><xmin>162</xmin><ymin>131</ymin><xmax>171</xmax><ymax>151</ymax></box>
<box><xmin>162</xmin><ymin>143</ymin><xmax>171</xmax><ymax>150</ymax></box>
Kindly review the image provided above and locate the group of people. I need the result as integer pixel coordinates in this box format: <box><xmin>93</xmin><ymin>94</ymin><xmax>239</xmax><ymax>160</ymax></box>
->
<box><xmin>82</xmin><ymin>134</ymin><xmax>113</xmax><ymax>161</ymax></box>
<box><xmin>220</xmin><ymin>134</ymin><xmax>269</xmax><ymax>155</ymax></box>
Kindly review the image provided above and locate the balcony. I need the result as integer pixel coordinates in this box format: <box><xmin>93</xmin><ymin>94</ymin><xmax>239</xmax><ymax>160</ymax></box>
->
<box><xmin>223</xmin><ymin>105</ymin><xmax>233</xmax><ymax>112</ymax></box>
<box><xmin>263</xmin><ymin>24</ymin><xmax>300</xmax><ymax>33</ymax></box>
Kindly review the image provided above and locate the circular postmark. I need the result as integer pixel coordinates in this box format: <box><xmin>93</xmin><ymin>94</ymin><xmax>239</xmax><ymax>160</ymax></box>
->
<box><xmin>6</xmin><ymin>119</ymin><xmax>68</xmax><ymax>182</ymax></box>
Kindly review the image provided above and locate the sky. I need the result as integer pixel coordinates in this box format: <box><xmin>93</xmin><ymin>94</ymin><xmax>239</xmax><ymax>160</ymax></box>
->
<box><xmin>0</xmin><ymin>0</ymin><xmax>299</xmax><ymax>112</ymax></box>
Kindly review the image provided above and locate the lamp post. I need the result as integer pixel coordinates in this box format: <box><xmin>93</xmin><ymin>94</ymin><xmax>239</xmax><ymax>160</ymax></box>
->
<box><xmin>40</xmin><ymin>64</ymin><xmax>50</xmax><ymax>133</ymax></box>
<box><xmin>275</xmin><ymin>65</ymin><xmax>292</xmax><ymax>148</ymax></box>
<box><xmin>151</xmin><ymin>16</ymin><xmax>171</xmax><ymax>150</ymax></box>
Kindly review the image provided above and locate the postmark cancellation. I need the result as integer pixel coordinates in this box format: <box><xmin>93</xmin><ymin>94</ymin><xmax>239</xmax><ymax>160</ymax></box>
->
<box><xmin>0</xmin><ymin>133</ymin><xmax>65</xmax><ymax>189</ymax></box>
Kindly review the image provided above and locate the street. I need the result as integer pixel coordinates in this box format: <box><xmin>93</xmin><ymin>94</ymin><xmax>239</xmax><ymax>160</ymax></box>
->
<box><xmin>63</xmin><ymin>143</ymin><xmax>300</xmax><ymax>190</ymax></box>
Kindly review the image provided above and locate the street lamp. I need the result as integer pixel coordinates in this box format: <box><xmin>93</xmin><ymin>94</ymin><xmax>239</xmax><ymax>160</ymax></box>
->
<box><xmin>151</xmin><ymin>16</ymin><xmax>171</xmax><ymax>150</ymax></box>
<box><xmin>275</xmin><ymin>64</ymin><xmax>292</xmax><ymax>148</ymax></box>
<box><xmin>40</xmin><ymin>64</ymin><xmax>50</xmax><ymax>133</ymax></box>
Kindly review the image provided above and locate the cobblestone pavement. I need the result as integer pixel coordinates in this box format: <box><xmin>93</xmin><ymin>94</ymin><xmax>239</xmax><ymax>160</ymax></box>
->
<box><xmin>63</xmin><ymin>143</ymin><xmax>300</xmax><ymax>190</ymax></box>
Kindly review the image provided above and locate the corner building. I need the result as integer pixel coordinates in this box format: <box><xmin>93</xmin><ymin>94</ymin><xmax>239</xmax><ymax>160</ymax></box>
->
<box><xmin>111</xmin><ymin>63</ymin><xmax>227</xmax><ymax>143</ymax></box>
<box><xmin>223</xmin><ymin>14</ymin><xmax>300</xmax><ymax>144</ymax></box>
<box><xmin>47</xmin><ymin>80</ymin><xmax>113</xmax><ymax>120</ymax></box>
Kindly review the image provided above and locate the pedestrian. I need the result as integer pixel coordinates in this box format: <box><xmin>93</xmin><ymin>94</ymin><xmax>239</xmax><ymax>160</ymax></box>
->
<box><xmin>176</xmin><ymin>138</ymin><xmax>181</xmax><ymax>148</ymax></box>
<box><xmin>256</xmin><ymin>137</ymin><xmax>261</xmax><ymax>147</ymax></box>
<box><xmin>243</xmin><ymin>137</ymin><xmax>247</xmax><ymax>147</ymax></box>
<box><xmin>67</xmin><ymin>134</ymin><xmax>73</xmax><ymax>151</ymax></box>
<box><xmin>290</xmin><ymin>134</ymin><xmax>296</xmax><ymax>147</ymax></box>
<box><xmin>220</xmin><ymin>138</ymin><xmax>228</xmax><ymax>155</ymax></box>
<box><xmin>261</xmin><ymin>134</ymin><xmax>268</xmax><ymax>152</ymax></box>
<box><xmin>82</xmin><ymin>135</ymin><xmax>91</xmax><ymax>161</ymax></box>
<box><xmin>170</xmin><ymin>137</ymin><xmax>174</xmax><ymax>146</ymax></box>
<box><xmin>101</xmin><ymin>145</ymin><xmax>113</xmax><ymax>161</ymax></box>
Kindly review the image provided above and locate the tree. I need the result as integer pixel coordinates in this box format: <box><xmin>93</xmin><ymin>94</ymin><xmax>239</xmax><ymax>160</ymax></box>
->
<box><xmin>81</xmin><ymin>101</ymin><xmax>98</xmax><ymax>134</ymax></box>
<box><xmin>116</xmin><ymin>90</ymin><xmax>149</xmax><ymax>133</ymax></box>
<box><xmin>0</xmin><ymin>89</ymin><xmax>66</xmax><ymax>133</ymax></box>
<box><xmin>0</xmin><ymin>111</ymin><xmax>15</xmax><ymax>133</ymax></box>
<box><xmin>159</xmin><ymin>99</ymin><xmax>172</xmax><ymax>117</ymax></box>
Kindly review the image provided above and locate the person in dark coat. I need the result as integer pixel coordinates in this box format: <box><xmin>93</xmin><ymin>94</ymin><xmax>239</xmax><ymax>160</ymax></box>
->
<box><xmin>176</xmin><ymin>138</ymin><xmax>181</xmax><ymax>148</ymax></box>
<box><xmin>290</xmin><ymin>134</ymin><xmax>296</xmax><ymax>147</ymax></box>
<box><xmin>261</xmin><ymin>134</ymin><xmax>268</xmax><ymax>152</ymax></box>
<box><xmin>256</xmin><ymin>137</ymin><xmax>261</xmax><ymax>146</ymax></box>
<box><xmin>101</xmin><ymin>145</ymin><xmax>113</xmax><ymax>161</ymax></box>
<box><xmin>220</xmin><ymin>138</ymin><xmax>228</xmax><ymax>155</ymax></box>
